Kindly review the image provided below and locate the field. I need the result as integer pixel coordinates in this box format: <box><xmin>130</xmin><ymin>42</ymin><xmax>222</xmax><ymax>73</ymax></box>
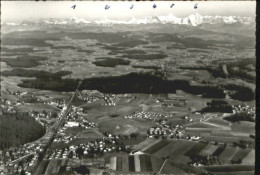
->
<box><xmin>117</xmin><ymin>138</ymin><xmax>146</xmax><ymax>146</ymax></box>
<box><xmin>207</xmin><ymin>117</ymin><xmax>230</xmax><ymax>126</ymax></box>
<box><xmin>219</xmin><ymin>147</ymin><xmax>240</xmax><ymax>164</ymax></box>
<box><xmin>138</xmin><ymin>139</ymin><xmax>162</xmax><ymax>152</ymax></box>
<box><xmin>153</xmin><ymin>140</ymin><xmax>197</xmax><ymax>163</ymax></box>
<box><xmin>1</xmin><ymin>17</ymin><xmax>256</xmax><ymax>175</ymax></box>
<box><xmin>202</xmin><ymin>135</ymin><xmax>241</xmax><ymax>144</ymax></box>
<box><xmin>111</xmin><ymin>154</ymin><xmax>154</xmax><ymax>173</ymax></box>
<box><xmin>98</xmin><ymin>117</ymin><xmax>154</xmax><ymax>135</ymax></box>
<box><xmin>78</xmin><ymin>94</ymin><xmax>163</xmax><ymax>136</ymax></box>
<box><xmin>213</xmin><ymin>172</ymin><xmax>254</xmax><ymax>175</ymax></box>
<box><xmin>241</xmin><ymin>150</ymin><xmax>255</xmax><ymax>165</ymax></box>
<box><xmin>187</xmin><ymin>122</ymin><xmax>221</xmax><ymax>129</ymax></box>
<box><xmin>198</xmin><ymin>144</ymin><xmax>219</xmax><ymax>157</ymax></box>
<box><xmin>77</xmin><ymin>128</ymin><xmax>104</xmax><ymax>139</ymax></box>
<box><xmin>133</xmin><ymin>139</ymin><xmax>159</xmax><ymax>151</ymax></box>
<box><xmin>34</xmin><ymin>159</ymin><xmax>69</xmax><ymax>175</ymax></box>
<box><xmin>17</xmin><ymin>103</ymin><xmax>60</xmax><ymax>113</ymax></box>
<box><xmin>63</xmin><ymin>127</ymin><xmax>85</xmax><ymax>135</ymax></box>
<box><xmin>204</xmin><ymin>165</ymin><xmax>254</xmax><ymax>173</ymax></box>
<box><xmin>231</xmin><ymin>122</ymin><xmax>255</xmax><ymax>134</ymax></box>
<box><xmin>143</xmin><ymin>139</ymin><xmax>170</xmax><ymax>154</ymax></box>
<box><xmin>231</xmin><ymin>148</ymin><xmax>252</xmax><ymax>163</ymax></box>
<box><xmin>184</xmin><ymin>142</ymin><xmax>208</xmax><ymax>161</ymax></box>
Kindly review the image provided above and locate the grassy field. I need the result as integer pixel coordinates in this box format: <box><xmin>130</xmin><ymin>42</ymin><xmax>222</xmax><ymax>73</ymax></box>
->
<box><xmin>202</xmin><ymin>135</ymin><xmax>241</xmax><ymax>144</ymax></box>
<box><xmin>117</xmin><ymin>138</ymin><xmax>146</xmax><ymax>146</ymax></box>
<box><xmin>187</xmin><ymin>122</ymin><xmax>220</xmax><ymax>128</ymax></box>
<box><xmin>140</xmin><ymin>139</ymin><xmax>162</xmax><ymax>152</ymax></box>
<box><xmin>17</xmin><ymin>103</ymin><xmax>60</xmax><ymax>113</ymax></box>
<box><xmin>219</xmin><ymin>146</ymin><xmax>239</xmax><ymax>164</ymax></box>
<box><xmin>241</xmin><ymin>149</ymin><xmax>255</xmax><ymax>165</ymax></box>
<box><xmin>155</xmin><ymin>140</ymin><xmax>197</xmax><ymax>163</ymax></box>
<box><xmin>63</xmin><ymin>127</ymin><xmax>85</xmax><ymax>135</ymax></box>
<box><xmin>45</xmin><ymin>159</ymin><xmax>62</xmax><ymax>175</ymax></box>
<box><xmin>98</xmin><ymin>117</ymin><xmax>154</xmax><ymax>135</ymax></box>
<box><xmin>133</xmin><ymin>139</ymin><xmax>158</xmax><ymax>151</ymax></box>
<box><xmin>77</xmin><ymin>129</ymin><xmax>104</xmax><ymax>139</ymax></box>
<box><xmin>207</xmin><ymin>118</ymin><xmax>230</xmax><ymax>126</ymax></box>
<box><xmin>122</xmin><ymin>155</ymin><xmax>129</xmax><ymax>172</ymax></box>
<box><xmin>204</xmin><ymin>164</ymin><xmax>254</xmax><ymax>173</ymax></box>
<box><xmin>116</xmin><ymin>155</ymin><xmax>122</xmax><ymax>171</ymax></box>
<box><xmin>198</xmin><ymin>144</ymin><xmax>219</xmax><ymax>157</ymax></box>
<box><xmin>231</xmin><ymin>122</ymin><xmax>255</xmax><ymax>134</ymax></box>
<box><xmin>214</xmin><ymin>171</ymin><xmax>254</xmax><ymax>175</ymax></box>
<box><xmin>144</xmin><ymin>139</ymin><xmax>170</xmax><ymax>154</ymax></box>
<box><xmin>231</xmin><ymin>148</ymin><xmax>252</xmax><ymax>163</ymax></box>
<box><xmin>184</xmin><ymin>142</ymin><xmax>208</xmax><ymax>160</ymax></box>
<box><xmin>34</xmin><ymin>160</ymin><xmax>50</xmax><ymax>175</ymax></box>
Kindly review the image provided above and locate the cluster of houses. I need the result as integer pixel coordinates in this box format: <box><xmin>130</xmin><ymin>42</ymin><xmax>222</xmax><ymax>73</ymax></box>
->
<box><xmin>28</xmin><ymin>111</ymin><xmax>57</xmax><ymax>119</ymax></box>
<box><xmin>124</xmin><ymin>111</ymin><xmax>172</xmax><ymax>120</ymax></box>
<box><xmin>27</xmin><ymin>111</ymin><xmax>58</xmax><ymax>127</ymax></box>
<box><xmin>0</xmin><ymin>99</ymin><xmax>16</xmax><ymax>114</ymax></box>
<box><xmin>0</xmin><ymin>142</ymin><xmax>45</xmax><ymax>175</ymax></box>
<box><xmin>147</xmin><ymin>123</ymin><xmax>182</xmax><ymax>138</ymax></box>
<box><xmin>66</xmin><ymin>112</ymin><xmax>97</xmax><ymax>129</ymax></box>
<box><xmin>232</xmin><ymin>105</ymin><xmax>255</xmax><ymax>116</ymax></box>
<box><xmin>0</xmin><ymin>96</ymin><xmax>64</xmax><ymax>175</ymax></box>
<box><xmin>45</xmin><ymin>99</ymin><xmax>66</xmax><ymax>109</ymax></box>
<box><xmin>53</xmin><ymin>114</ymin><xmax>97</xmax><ymax>144</ymax></box>
<box><xmin>47</xmin><ymin>137</ymin><xmax>128</xmax><ymax>160</ymax></box>
<box><xmin>76</xmin><ymin>91</ymin><xmax>102</xmax><ymax>103</ymax></box>
<box><xmin>76</xmin><ymin>91</ymin><xmax>116</xmax><ymax>106</ymax></box>
<box><xmin>103</xmin><ymin>94</ymin><xmax>116</xmax><ymax>106</ymax></box>
<box><xmin>6</xmin><ymin>91</ymin><xmax>28</xmax><ymax>97</ymax></box>
<box><xmin>147</xmin><ymin>127</ymin><xmax>168</xmax><ymax>137</ymax></box>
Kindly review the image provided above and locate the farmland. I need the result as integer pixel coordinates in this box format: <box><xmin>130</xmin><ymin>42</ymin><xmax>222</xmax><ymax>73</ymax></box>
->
<box><xmin>0</xmin><ymin>9</ymin><xmax>255</xmax><ymax>175</ymax></box>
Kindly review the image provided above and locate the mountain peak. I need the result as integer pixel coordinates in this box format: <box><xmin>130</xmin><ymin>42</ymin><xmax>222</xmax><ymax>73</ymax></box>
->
<box><xmin>8</xmin><ymin>13</ymin><xmax>254</xmax><ymax>27</ymax></box>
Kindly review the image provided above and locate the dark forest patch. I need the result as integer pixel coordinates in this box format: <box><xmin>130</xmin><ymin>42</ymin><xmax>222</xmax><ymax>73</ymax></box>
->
<box><xmin>0</xmin><ymin>113</ymin><xmax>46</xmax><ymax>149</ymax></box>
<box><xmin>19</xmin><ymin>72</ymin><xmax>225</xmax><ymax>99</ymax></box>
<box><xmin>2</xmin><ymin>37</ymin><xmax>54</xmax><ymax>47</ymax></box>
<box><xmin>2</xmin><ymin>55</ymin><xmax>48</xmax><ymax>68</ymax></box>
<box><xmin>51</xmin><ymin>45</ymin><xmax>77</xmax><ymax>49</ymax></box>
<box><xmin>121</xmin><ymin>53</ymin><xmax>167</xmax><ymax>60</ymax></box>
<box><xmin>2</xmin><ymin>68</ymin><xmax>72</xmax><ymax>78</ymax></box>
<box><xmin>93</xmin><ymin>57</ymin><xmax>130</xmax><ymax>67</ymax></box>
<box><xmin>113</xmin><ymin>39</ymin><xmax>149</xmax><ymax>48</ymax></box>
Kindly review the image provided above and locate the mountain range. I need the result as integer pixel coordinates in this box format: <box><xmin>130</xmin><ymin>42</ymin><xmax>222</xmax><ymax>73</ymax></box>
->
<box><xmin>3</xmin><ymin>13</ymin><xmax>254</xmax><ymax>27</ymax></box>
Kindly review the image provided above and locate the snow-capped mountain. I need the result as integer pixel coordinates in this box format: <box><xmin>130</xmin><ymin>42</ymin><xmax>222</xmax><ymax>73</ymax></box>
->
<box><xmin>2</xmin><ymin>13</ymin><xmax>254</xmax><ymax>27</ymax></box>
<box><xmin>93</xmin><ymin>13</ymin><xmax>253</xmax><ymax>26</ymax></box>
<box><xmin>157</xmin><ymin>13</ymin><xmax>253</xmax><ymax>26</ymax></box>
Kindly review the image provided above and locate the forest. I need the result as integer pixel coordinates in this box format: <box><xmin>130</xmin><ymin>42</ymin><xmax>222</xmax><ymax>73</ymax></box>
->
<box><xmin>18</xmin><ymin>72</ymin><xmax>225</xmax><ymax>99</ymax></box>
<box><xmin>0</xmin><ymin>113</ymin><xmax>46</xmax><ymax>150</ymax></box>
<box><xmin>224</xmin><ymin>112</ymin><xmax>255</xmax><ymax>122</ymax></box>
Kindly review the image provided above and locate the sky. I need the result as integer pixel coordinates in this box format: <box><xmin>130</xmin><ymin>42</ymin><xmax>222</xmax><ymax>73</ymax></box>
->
<box><xmin>1</xmin><ymin>1</ymin><xmax>256</xmax><ymax>23</ymax></box>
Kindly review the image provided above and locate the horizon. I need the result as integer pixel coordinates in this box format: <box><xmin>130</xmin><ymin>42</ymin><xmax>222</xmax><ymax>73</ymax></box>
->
<box><xmin>1</xmin><ymin>1</ymin><xmax>256</xmax><ymax>23</ymax></box>
<box><xmin>3</xmin><ymin>12</ymin><xmax>255</xmax><ymax>23</ymax></box>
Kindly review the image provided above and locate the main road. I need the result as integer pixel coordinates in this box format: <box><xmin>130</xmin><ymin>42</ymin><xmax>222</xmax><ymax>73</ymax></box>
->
<box><xmin>32</xmin><ymin>80</ymin><xmax>82</xmax><ymax>174</ymax></box>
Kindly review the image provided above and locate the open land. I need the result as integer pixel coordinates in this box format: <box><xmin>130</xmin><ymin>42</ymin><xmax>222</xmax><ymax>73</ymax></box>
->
<box><xmin>0</xmin><ymin>19</ymin><xmax>255</xmax><ymax>175</ymax></box>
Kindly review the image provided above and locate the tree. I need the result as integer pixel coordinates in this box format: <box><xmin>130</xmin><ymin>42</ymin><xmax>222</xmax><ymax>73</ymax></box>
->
<box><xmin>20</xmin><ymin>170</ymin><xmax>26</xmax><ymax>175</ymax></box>
<box><xmin>76</xmin><ymin>147</ymin><xmax>84</xmax><ymax>159</ymax></box>
<box><xmin>73</xmin><ymin>165</ymin><xmax>90</xmax><ymax>174</ymax></box>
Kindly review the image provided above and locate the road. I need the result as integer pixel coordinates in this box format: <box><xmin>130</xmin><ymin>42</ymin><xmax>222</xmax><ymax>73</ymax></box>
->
<box><xmin>32</xmin><ymin>80</ymin><xmax>82</xmax><ymax>174</ymax></box>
